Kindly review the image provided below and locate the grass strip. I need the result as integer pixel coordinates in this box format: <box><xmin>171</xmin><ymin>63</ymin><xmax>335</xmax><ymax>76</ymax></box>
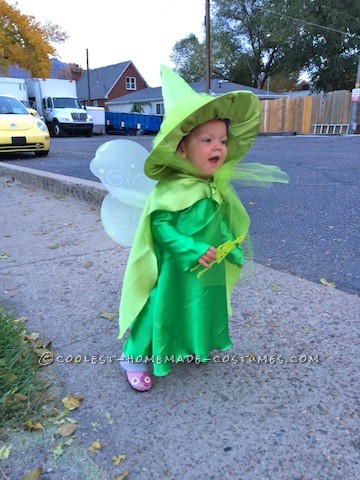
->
<box><xmin>0</xmin><ymin>304</ymin><xmax>48</xmax><ymax>430</ymax></box>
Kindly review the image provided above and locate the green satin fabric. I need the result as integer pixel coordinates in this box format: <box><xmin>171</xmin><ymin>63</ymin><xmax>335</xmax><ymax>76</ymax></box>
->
<box><xmin>123</xmin><ymin>197</ymin><xmax>245</xmax><ymax>376</ymax></box>
<box><xmin>118</xmin><ymin>171</ymin><xmax>250</xmax><ymax>339</ymax></box>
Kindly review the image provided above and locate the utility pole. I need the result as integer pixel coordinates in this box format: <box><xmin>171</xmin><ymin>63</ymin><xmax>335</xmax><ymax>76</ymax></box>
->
<box><xmin>349</xmin><ymin>53</ymin><xmax>360</xmax><ymax>134</ymax></box>
<box><xmin>86</xmin><ymin>48</ymin><xmax>91</xmax><ymax>106</ymax></box>
<box><xmin>205</xmin><ymin>0</ymin><xmax>211</xmax><ymax>93</ymax></box>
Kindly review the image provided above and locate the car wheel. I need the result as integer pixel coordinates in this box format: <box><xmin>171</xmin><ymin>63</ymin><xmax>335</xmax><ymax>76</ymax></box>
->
<box><xmin>53</xmin><ymin>120</ymin><xmax>63</xmax><ymax>137</ymax></box>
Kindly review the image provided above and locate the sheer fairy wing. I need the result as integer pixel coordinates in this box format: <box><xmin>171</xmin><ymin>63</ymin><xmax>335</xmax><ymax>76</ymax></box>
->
<box><xmin>90</xmin><ymin>139</ymin><xmax>156</xmax><ymax>246</ymax></box>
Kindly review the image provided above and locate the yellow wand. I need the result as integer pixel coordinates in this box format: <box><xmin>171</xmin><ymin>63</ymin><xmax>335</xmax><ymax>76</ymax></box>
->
<box><xmin>190</xmin><ymin>235</ymin><xmax>245</xmax><ymax>278</ymax></box>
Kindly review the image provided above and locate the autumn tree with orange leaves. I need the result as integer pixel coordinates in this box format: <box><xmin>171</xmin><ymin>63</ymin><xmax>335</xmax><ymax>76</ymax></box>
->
<box><xmin>0</xmin><ymin>0</ymin><xmax>68</xmax><ymax>77</ymax></box>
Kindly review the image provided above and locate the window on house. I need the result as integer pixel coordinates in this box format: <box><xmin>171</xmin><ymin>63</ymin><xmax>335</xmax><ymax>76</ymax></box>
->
<box><xmin>156</xmin><ymin>103</ymin><xmax>164</xmax><ymax>115</ymax></box>
<box><xmin>126</xmin><ymin>77</ymin><xmax>137</xmax><ymax>90</ymax></box>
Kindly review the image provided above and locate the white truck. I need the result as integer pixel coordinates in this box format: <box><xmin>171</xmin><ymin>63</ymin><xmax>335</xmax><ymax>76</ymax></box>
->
<box><xmin>26</xmin><ymin>78</ymin><xmax>93</xmax><ymax>137</ymax></box>
<box><xmin>0</xmin><ymin>77</ymin><xmax>28</xmax><ymax>102</ymax></box>
<box><xmin>0</xmin><ymin>77</ymin><xmax>40</xmax><ymax>116</ymax></box>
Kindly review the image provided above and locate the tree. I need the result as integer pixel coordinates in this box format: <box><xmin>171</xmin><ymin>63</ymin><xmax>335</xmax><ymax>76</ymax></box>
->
<box><xmin>210</xmin><ymin>0</ymin><xmax>309</xmax><ymax>89</ymax></box>
<box><xmin>171</xmin><ymin>0</ymin><xmax>360</xmax><ymax>92</ymax></box>
<box><xmin>0</xmin><ymin>0</ymin><xmax>68</xmax><ymax>77</ymax></box>
<box><xmin>171</xmin><ymin>0</ymin><xmax>303</xmax><ymax>88</ymax></box>
<box><xmin>290</xmin><ymin>0</ymin><xmax>360</xmax><ymax>91</ymax></box>
<box><xmin>170</xmin><ymin>34</ymin><xmax>206</xmax><ymax>82</ymax></box>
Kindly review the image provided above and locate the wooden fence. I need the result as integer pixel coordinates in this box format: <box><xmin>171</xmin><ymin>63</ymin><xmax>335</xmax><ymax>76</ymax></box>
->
<box><xmin>259</xmin><ymin>90</ymin><xmax>360</xmax><ymax>134</ymax></box>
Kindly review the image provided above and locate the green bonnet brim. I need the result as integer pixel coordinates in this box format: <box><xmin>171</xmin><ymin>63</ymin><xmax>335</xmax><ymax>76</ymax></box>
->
<box><xmin>144</xmin><ymin>65</ymin><xmax>262</xmax><ymax>181</ymax></box>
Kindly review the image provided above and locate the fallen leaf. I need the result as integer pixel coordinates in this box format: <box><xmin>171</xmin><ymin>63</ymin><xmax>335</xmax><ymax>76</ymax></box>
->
<box><xmin>13</xmin><ymin>393</ymin><xmax>28</xmax><ymax>402</ymax></box>
<box><xmin>99</xmin><ymin>312</ymin><xmax>118</xmax><ymax>320</ymax></box>
<box><xmin>24</xmin><ymin>420</ymin><xmax>44</xmax><ymax>430</ymax></box>
<box><xmin>18</xmin><ymin>467</ymin><xmax>43</xmax><ymax>480</ymax></box>
<box><xmin>89</xmin><ymin>440</ymin><xmax>102</xmax><ymax>453</ymax></box>
<box><xmin>111</xmin><ymin>471</ymin><xmax>130</xmax><ymax>480</ymax></box>
<box><xmin>33</xmin><ymin>346</ymin><xmax>53</xmax><ymax>358</ymax></box>
<box><xmin>29</xmin><ymin>332</ymin><xmax>40</xmax><ymax>341</ymax></box>
<box><xmin>248</xmin><ymin>201</ymin><xmax>257</xmax><ymax>205</ymax></box>
<box><xmin>65</xmin><ymin>417</ymin><xmax>78</xmax><ymax>424</ymax></box>
<box><xmin>63</xmin><ymin>437</ymin><xmax>76</xmax><ymax>446</ymax></box>
<box><xmin>0</xmin><ymin>253</ymin><xmax>9</xmax><ymax>259</ymax></box>
<box><xmin>13</xmin><ymin>316</ymin><xmax>28</xmax><ymax>324</ymax></box>
<box><xmin>62</xmin><ymin>394</ymin><xmax>83</xmax><ymax>410</ymax></box>
<box><xmin>57</xmin><ymin>422</ymin><xmax>77</xmax><ymax>437</ymax></box>
<box><xmin>0</xmin><ymin>444</ymin><xmax>12</xmax><ymax>460</ymax></box>
<box><xmin>320</xmin><ymin>277</ymin><xmax>336</xmax><ymax>288</ymax></box>
<box><xmin>53</xmin><ymin>443</ymin><xmax>64</xmax><ymax>457</ymax></box>
<box><xmin>303</xmin><ymin>327</ymin><xmax>311</xmax><ymax>334</ymax></box>
<box><xmin>49</xmin><ymin>243</ymin><xmax>60</xmax><ymax>250</ymax></box>
<box><xmin>113</xmin><ymin>454</ymin><xmax>126</xmax><ymax>466</ymax></box>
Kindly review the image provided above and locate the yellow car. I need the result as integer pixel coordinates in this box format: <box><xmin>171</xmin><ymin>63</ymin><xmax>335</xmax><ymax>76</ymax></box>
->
<box><xmin>0</xmin><ymin>94</ymin><xmax>50</xmax><ymax>157</ymax></box>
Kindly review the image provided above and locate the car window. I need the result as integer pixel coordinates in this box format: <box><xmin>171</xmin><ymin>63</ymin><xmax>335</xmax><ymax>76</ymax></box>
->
<box><xmin>0</xmin><ymin>97</ymin><xmax>29</xmax><ymax>115</ymax></box>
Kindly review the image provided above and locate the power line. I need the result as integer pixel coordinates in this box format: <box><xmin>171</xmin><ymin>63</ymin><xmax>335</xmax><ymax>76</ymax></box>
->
<box><xmin>255</xmin><ymin>6</ymin><xmax>358</xmax><ymax>37</ymax></box>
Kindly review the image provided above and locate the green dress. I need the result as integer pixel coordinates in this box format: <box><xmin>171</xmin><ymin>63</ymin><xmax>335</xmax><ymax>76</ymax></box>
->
<box><xmin>123</xmin><ymin>195</ymin><xmax>245</xmax><ymax>377</ymax></box>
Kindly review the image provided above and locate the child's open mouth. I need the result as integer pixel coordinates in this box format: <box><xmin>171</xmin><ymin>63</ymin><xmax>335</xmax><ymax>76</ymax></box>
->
<box><xmin>208</xmin><ymin>156</ymin><xmax>220</xmax><ymax>164</ymax></box>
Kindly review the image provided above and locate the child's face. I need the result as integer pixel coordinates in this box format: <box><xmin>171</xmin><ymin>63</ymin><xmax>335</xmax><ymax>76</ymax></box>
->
<box><xmin>177</xmin><ymin>119</ymin><xmax>228</xmax><ymax>177</ymax></box>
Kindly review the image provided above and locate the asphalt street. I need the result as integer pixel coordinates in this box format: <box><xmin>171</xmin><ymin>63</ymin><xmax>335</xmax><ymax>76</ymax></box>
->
<box><xmin>1</xmin><ymin>134</ymin><xmax>359</xmax><ymax>295</ymax></box>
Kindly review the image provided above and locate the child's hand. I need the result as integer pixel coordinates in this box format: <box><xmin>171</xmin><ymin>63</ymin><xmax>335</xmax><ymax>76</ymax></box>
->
<box><xmin>198</xmin><ymin>246</ymin><xmax>216</xmax><ymax>269</ymax></box>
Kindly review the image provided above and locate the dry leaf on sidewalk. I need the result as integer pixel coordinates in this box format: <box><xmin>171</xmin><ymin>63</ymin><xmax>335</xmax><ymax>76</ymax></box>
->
<box><xmin>89</xmin><ymin>440</ymin><xmax>102</xmax><ymax>453</ymax></box>
<box><xmin>23</xmin><ymin>420</ymin><xmax>44</xmax><ymax>430</ymax></box>
<box><xmin>113</xmin><ymin>454</ymin><xmax>126</xmax><ymax>466</ymax></box>
<box><xmin>57</xmin><ymin>422</ymin><xmax>77</xmax><ymax>436</ymax></box>
<box><xmin>99</xmin><ymin>312</ymin><xmax>118</xmax><ymax>320</ymax></box>
<box><xmin>18</xmin><ymin>467</ymin><xmax>43</xmax><ymax>480</ymax></box>
<box><xmin>0</xmin><ymin>445</ymin><xmax>12</xmax><ymax>460</ymax></box>
<box><xmin>320</xmin><ymin>277</ymin><xmax>336</xmax><ymax>288</ymax></box>
<box><xmin>62</xmin><ymin>394</ymin><xmax>83</xmax><ymax>410</ymax></box>
<box><xmin>111</xmin><ymin>470</ymin><xmax>130</xmax><ymax>480</ymax></box>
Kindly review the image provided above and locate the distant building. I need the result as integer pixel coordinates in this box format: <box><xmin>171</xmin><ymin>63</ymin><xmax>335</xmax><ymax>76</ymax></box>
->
<box><xmin>76</xmin><ymin>61</ymin><xmax>148</xmax><ymax>107</ymax></box>
<box><xmin>105</xmin><ymin>78</ymin><xmax>282</xmax><ymax>115</ymax></box>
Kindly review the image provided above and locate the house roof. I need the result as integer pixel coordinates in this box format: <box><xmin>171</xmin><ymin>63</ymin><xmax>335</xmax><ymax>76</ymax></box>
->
<box><xmin>76</xmin><ymin>61</ymin><xmax>147</xmax><ymax>101</ymax></box>
<box><xmin>105</xmin><ymin>78</ymin><xmax>283</xmax><ymax>106</ymax></box>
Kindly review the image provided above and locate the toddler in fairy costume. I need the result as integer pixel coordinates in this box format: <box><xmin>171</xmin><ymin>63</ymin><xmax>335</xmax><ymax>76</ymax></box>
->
<box><xmin>91</xmin><ymin>66</ymin><xmax>288</xmax><ymax>391</ymax></box>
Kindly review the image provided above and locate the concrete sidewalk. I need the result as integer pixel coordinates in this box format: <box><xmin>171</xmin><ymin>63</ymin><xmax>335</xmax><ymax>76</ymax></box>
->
<box><xmin>0</xmin><ymin>165</ymin><xmax>359</xmax><ymax>480</ymax></box>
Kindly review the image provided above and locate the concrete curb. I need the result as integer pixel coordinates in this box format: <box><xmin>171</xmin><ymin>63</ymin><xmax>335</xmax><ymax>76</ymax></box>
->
<box><xmin>0</xmin><ymin>162</ymin><xmax>107</xmax><ymax>205</ymax></box>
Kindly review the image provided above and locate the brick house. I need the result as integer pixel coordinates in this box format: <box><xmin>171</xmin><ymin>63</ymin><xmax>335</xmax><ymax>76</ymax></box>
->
<box><xmin>76</xmin><ymin>60</ymin><xmax>148</xmax><ymax>108</ymax></box>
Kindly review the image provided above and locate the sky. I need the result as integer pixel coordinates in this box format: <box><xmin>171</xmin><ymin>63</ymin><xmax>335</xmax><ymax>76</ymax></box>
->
<box><xmin>9</xmin><ymin>0</ymin><xmax>206</xmax><ymax>87</ymax></box>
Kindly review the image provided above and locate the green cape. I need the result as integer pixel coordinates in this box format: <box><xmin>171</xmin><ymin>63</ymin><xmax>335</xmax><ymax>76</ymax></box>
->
<box><xmin>118</xmin><ymin>167</ymin><xmax>250</xmax><ymax>339</ymax></box>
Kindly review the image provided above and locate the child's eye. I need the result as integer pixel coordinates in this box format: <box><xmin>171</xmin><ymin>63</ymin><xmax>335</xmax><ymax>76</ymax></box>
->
<box><xmin>221</xmin><ymin>140</ymin><xmax>227</xmax><ymax>145</ymax></box>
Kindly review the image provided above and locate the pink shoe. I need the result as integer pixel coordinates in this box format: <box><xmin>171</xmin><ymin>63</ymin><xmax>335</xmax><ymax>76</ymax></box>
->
<box><xmin>126</xmin><ymin>371</ymin><xmax>153</xmax><ymax>391</ymax></box>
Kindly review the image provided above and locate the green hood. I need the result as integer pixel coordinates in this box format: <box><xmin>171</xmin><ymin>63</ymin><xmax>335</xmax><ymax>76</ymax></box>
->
<box><xmin>144</xmin><ymin>65</ymin><xmax>262</xmax><ymax>181</ymax></box>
